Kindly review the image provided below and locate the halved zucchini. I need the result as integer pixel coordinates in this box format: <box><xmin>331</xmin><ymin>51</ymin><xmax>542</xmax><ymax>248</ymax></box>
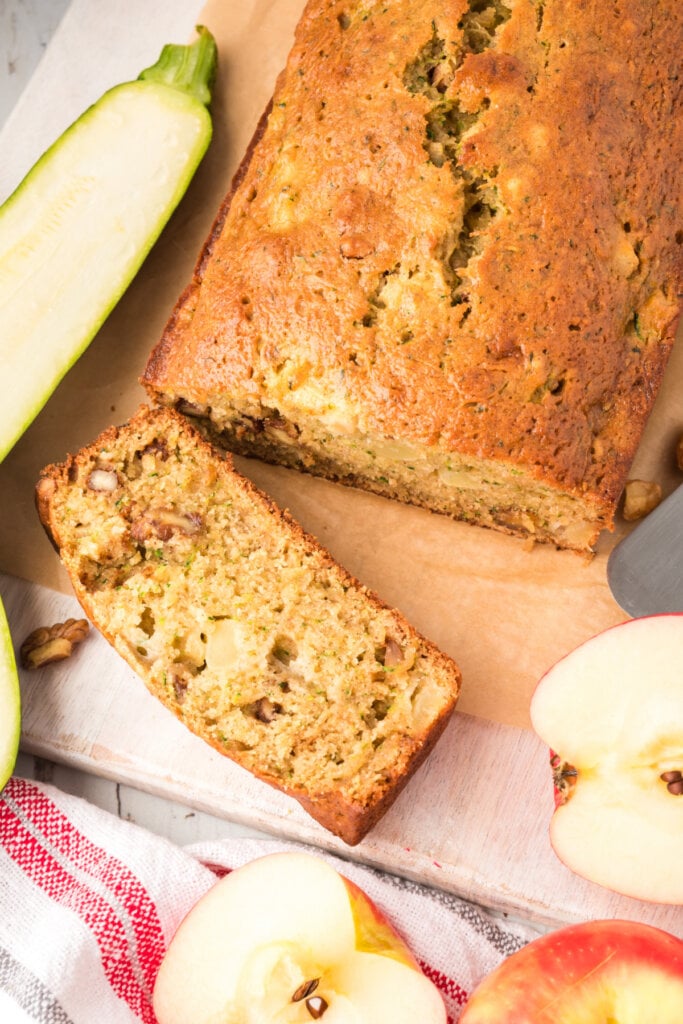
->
<box><xmin>0</xmin><ymin>25</ymin><xmax>217</xmax><ymax>461</ymax></box>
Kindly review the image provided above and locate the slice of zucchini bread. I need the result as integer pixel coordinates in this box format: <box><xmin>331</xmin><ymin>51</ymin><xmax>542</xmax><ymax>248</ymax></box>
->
<box><xmin>36</xmin><ymin>405</ymin><xmax>461</xmax><ymax>844</ymax></box>
<box><xmin>143</xmin><ymin>0</ymin><xmax>683</xmax><ymax>552</ymax></box>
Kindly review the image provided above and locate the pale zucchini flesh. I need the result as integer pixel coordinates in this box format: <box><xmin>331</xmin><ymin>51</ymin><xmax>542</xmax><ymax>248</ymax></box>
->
<box><xmin>0</xmin><ymin>27</ymin><xmax>216</xmax><ymax>462</ymax></box>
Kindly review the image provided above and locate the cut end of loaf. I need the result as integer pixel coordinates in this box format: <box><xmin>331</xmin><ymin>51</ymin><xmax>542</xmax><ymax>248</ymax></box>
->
<box><xmin>36</xmin><ymin>405</ymin><xmax>461</xmax><ymax>844</ymax></box>
<box><xmin>158</xmin><ymin>393</ymin><xmax>609</xmax><ymax>553</ymax></box>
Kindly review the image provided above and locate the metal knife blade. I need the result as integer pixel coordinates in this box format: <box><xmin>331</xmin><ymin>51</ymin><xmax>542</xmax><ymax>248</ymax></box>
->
<box><xmin>607</xmin><ymin>484</ymin><xmax>683</xmax><ymax>617</ymax></box>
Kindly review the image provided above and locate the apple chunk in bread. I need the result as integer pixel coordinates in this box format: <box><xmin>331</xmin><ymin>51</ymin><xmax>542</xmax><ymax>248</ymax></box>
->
<box><xmin>459</xmin><ymin>919</ymin><xmax>683</xmax><ymax>1023</ymax></box>
<box><xmin>153</xmin><ymin>851</ymin><xmax>446</xmax><ymax>1024</ymax></box>
<box><xmin>530</xmin><ymin>614</ymin><xmax>683</xmax><ymax>903</ymax></box>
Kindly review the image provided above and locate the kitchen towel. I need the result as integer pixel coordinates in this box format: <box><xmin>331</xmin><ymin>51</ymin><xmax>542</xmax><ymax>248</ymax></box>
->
<box><xmin>0</xmin><ymin>776</ymin><xmax>537</xmax><ymax>1023</ymax></box>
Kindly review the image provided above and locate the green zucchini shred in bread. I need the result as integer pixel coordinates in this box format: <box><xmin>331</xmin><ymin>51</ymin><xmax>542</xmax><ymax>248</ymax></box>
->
<box><xmin>36</xmin><ymin>406</ymin><xmax>461</xmax><ymax>844</ymax></box>
<box><xmin>143</xmin><ymin>0</ymin><xmax>683</xmax><ymax>553</ymax></box>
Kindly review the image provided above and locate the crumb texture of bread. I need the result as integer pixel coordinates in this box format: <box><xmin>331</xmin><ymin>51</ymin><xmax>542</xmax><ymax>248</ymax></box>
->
<box><xmin>143</xmin><ymin>0</ymin><xmax>683</xmax><ymax>552</ymax></box>
<box><xmin>37</xmin><ymin>406</ymin><xmax>461</xmax><ymax>844</ymax></box>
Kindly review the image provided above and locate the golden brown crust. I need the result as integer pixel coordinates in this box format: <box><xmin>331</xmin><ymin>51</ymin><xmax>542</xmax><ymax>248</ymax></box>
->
<box><xmin>288</xmin><ymin>701</ymin><xmax>455</xmax><ymax>844</ymax></box>
<box><xmin>192</xmin><ymin>693</ymin><xmax>454</xmax><ymax>847</ymax></box>
<box><xmin>143</xmin><ymin>0</ymin><xmax>683</xmax><ymax>546</ymax></box>
<box><xmin>36</xmin><ymin>405</ymin><xmax>460</xmax><ymax>845</ymax></box>
<box><xmin>35</xmin><ymin>476</ymin><xmax>61</xmax><ymax>553</ymax></box>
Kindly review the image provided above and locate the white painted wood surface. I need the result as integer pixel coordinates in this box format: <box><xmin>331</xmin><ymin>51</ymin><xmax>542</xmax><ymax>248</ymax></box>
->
<box><xmin>2</xmin><ymin>0</ymin><xmax>683</xmax><ymax>938</ymax></box>
<box><xmin>14</xmin><ymin>751</ymin><xmax>270</xmax><ymax>847</ymax></box>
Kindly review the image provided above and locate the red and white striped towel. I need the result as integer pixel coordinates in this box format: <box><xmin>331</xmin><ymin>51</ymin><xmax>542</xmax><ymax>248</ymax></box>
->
<box><xmin>0</xmin><ymin>776</ymin><xmax>538</xmax><ymax>1023</ymax></box>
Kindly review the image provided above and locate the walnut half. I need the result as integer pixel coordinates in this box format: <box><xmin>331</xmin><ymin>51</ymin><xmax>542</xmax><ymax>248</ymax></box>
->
<box><xmin>20</xmin><ymin>618</ymin><xmax>90</xmax><ymax>670</ymax></box>
<box><xmin>623</xmin><ymin>479</ymin><xmax>662</xmax><ymax>522</ymax></box>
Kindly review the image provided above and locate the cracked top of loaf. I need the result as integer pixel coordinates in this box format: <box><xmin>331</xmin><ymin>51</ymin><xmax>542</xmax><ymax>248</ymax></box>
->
<box><xmin>144</xmin><ymin>0</ymin><xmax>683</xmax><ymax>531</ymax></box>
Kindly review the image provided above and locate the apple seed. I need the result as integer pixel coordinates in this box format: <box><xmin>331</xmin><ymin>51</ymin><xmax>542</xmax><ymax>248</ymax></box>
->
<box><xmin>292</xmin><ymin>979</ymin><xmax>319</xmax><ymax>1002</ymax></box>
<box><xmin>305</xmin><ymin>995</ymin><xmax>329</xmax><ymax>1019</ymax></box>
<box><xmin>660</xmin><ymin>770</ymin><xmax>683</xmax><ymax>795</ymax></box>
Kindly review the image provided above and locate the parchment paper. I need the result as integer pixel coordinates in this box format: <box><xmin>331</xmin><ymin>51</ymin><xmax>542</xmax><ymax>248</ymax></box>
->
<box><xmin>1</xmin><ymin>0</ymin><xmax>681</xmax><ymax>729</ymax></box>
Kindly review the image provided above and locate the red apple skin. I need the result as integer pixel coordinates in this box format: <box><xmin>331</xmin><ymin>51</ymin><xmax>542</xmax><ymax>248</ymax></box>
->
<box><xmin>459</xmin><ymin>920</ymin><xmax>683</xmax><ymax>1023</ymax></box>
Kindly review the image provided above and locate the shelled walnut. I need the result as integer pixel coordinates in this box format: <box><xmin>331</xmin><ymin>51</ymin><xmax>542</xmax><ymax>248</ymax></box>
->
<box><xmin>622</xmin><ymin>479</ymin><xmax>662</xmax><ymax>522</ymax></box>
<box><xmin>20</xmin><ymin>618</ymin><xmax>90</xmax><ymax>670</ymax></box>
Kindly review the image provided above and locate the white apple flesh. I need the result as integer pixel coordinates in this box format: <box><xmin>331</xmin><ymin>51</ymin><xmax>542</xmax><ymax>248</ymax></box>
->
<box><xmin>530</xmin><ymin>614</ymin><xmax>683</xmax><ymax>903</ymax></box>
<box><xmin>153</xmin><ymin>851</ymin><xmax>446</xmax><ymax>1024</ymax></box>
<box><xmin>0</xmin><ymin>596</ymin><xmax>20</xmax><ymax>791</ymax></box>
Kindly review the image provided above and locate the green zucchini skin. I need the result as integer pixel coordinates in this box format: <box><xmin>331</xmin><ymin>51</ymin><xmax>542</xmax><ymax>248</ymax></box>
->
<box><xmin>0</xmin><ymin>26</ymin><xmax>217</xmax><ymax>463</ymax></box>
<box><xmin>0</xmin><ymin>595</ymin><xmax>20</xmax><ymax>792</ymax></box>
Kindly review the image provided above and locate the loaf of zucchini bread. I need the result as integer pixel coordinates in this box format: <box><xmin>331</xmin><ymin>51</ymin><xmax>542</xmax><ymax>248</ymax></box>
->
<box><xmin>36</xmin><ymin>405</ymin><xmax>461</xmax><ymax>844</ymax></box>
<box><xmin>143</xmin><ymin>0</ymin><xmax>683</xmax><ymax>552</ymax></box>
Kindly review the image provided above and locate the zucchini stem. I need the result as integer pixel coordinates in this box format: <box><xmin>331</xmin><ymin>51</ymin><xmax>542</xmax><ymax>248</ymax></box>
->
<box><xmin>139</xmin><ymin>24</ymin><xmax>217</xmax><ymax>107</ymax></box>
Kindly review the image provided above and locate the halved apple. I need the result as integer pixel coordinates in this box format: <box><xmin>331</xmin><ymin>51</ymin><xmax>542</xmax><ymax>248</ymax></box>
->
<box><xmin>459</xmin><ymin>919</ymin><xmax>683</xmax><ymax>1022</ymax></box>
<box><xmin>530</xmin><ymin>614</ymin><xmax>683</xmax><ymax>903</ymax></box>
<box><xmin>0</xmin><ymin>595</ymin><xmax>20</xmax><ymax>791</ymax></box>
<box><xmin>153</xmin><ymin>851</ymin><xmax>446</xmax><ymax>1023</ymax></box>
